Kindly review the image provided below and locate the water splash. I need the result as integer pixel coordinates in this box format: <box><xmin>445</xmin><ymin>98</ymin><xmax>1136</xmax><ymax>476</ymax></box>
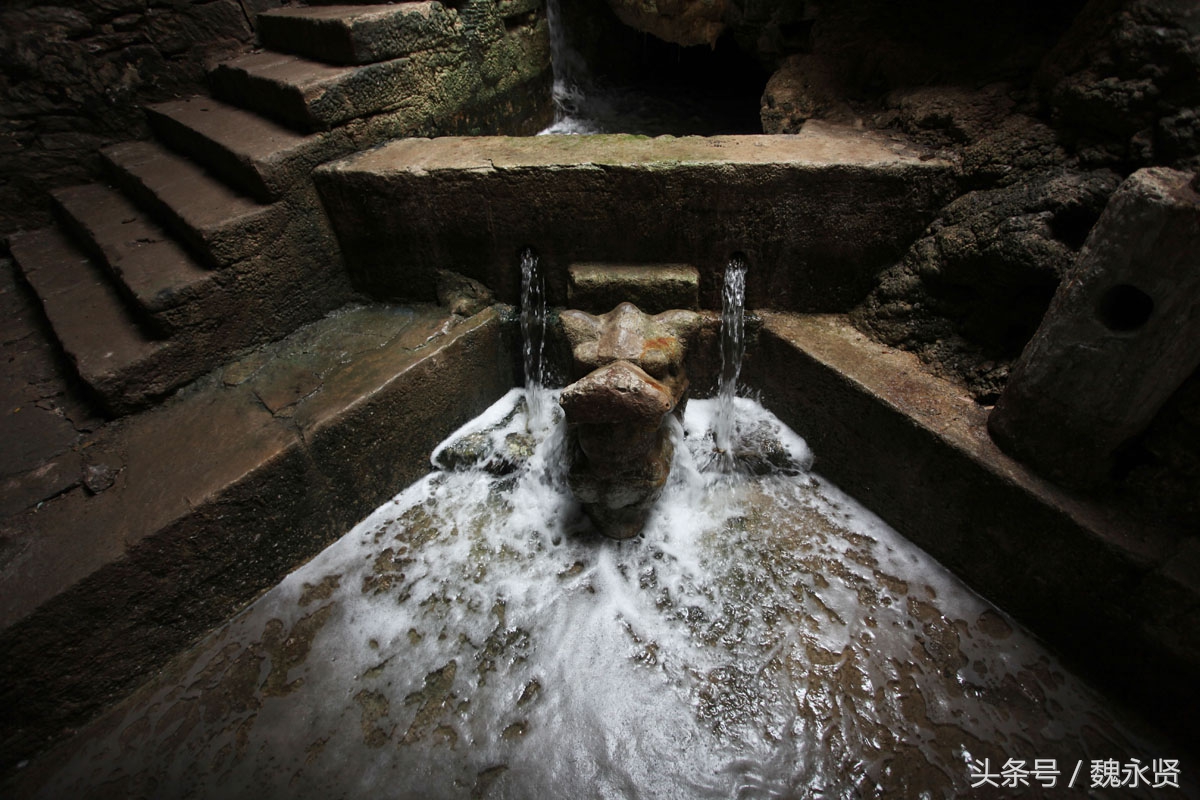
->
<box><xmin>713</xmin><ymin>256</ymin><xmax>747</xmax><ymax>467</ymax></box>
<box><xmin>32</xmin><ymin>392</ymin><xmax>1177</xmax><ymax>799</ymax></box>
<box><xmin>520</xmin><ymin>248</ymin><xmax>551</xmax><ymax>433</ymax></box>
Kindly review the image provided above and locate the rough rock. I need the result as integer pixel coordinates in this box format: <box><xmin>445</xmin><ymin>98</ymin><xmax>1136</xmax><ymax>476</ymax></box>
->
<box><xmin>988</xmin><ymin>167</ymin><xmax>1200</xmax><ymax>485</ymax></box>
<box><xmin>1123</xmin><ymin>366</ymin><xmax>1200</xmax><ymax>528</ymax></box>
<box><xmin>82</xmin><ymin>462</ymin><xmax>117</xmax><ymax>494</ymax></box>
<box><xmin>604</xmin><ymin>0</ymin><xmax>729</xmax><ymax>47</ymax></box>
<box><xmin>1037</xmin><ymin>0</ymin><xmax>1200</xmax><ymax>169</ymax></box>
<box><xmin>852</xmin><ymin>168</ymin><xmax>1122</xmax><ymax>401</ymax></box>
<box><xmin>436</xmin><ymin>269</ymin><xmax>495</xmax><ymax>317</ymax></box>
<box><xmin>314</xmin><ymin>130</ymin><xmax>957</xmax><ymax>312</ymax></box>
<box><xmin>760</xmin><ymin>54</ymin><xmax>856</xmax><ymax>133</ymax></box>
<box><xmin>878</xmin><ymin>84</ymin><xmax>1069</xmax><ymax>186</ymax></box>
<box><xmin>559</xmin><ymin>360</ymin><xmax>674</xmax><ymax>426</ymax></box>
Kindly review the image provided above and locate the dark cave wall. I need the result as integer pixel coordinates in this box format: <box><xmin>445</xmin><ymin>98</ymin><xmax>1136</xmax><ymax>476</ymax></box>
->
<box><xmin>0</xmin><ymin>0</ymin><xmax>280</xmax><ymax>236</ymax></box>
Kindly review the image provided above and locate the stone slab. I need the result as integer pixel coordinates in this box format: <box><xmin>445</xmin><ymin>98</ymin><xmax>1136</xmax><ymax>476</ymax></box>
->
<box><xmin>314</xmin><ymin>123</ymin><xmax>958</xmax><ymax>311</ymax></box>
<box><xmin>567</xmin><ymin>263</ymin><xmax>699</xmax><ymax>313</ymax></box>
<box><xmin>257</xmin><ymin>3</ymin><xmax>461</xmax><ymax>66</ymax></box>
<box><xmin>101</xmin><ymin>140</ymin><xmax>283</xmax><ymax>268</ymax></box>
<box><xmin>146</xmin><ymin>96</ymin><xmax>331</xmax><ymax>202</ymax></box>
<box><xmin>0</xmin><ymin>302</ymin><xmax>515</xmax><ymax>773</ymax></box>
<box><xmin>747</xmin><ymin>311</ymin><xmax>1197</xmax><ymax>750</ymax></box>
<box><xmin>8</xmin><ymin>228</ymin><xmax>177</xmax><ymax>414</ymax></box>
<box><xmin>989</xmin><ymin>167</ymin><xmax>1200</xmax><ymax>486</ymax></box>
<box><xmin>51</xmin><ymin>183</ymin><xmax>217</xmax><ymax>333</ymax></box>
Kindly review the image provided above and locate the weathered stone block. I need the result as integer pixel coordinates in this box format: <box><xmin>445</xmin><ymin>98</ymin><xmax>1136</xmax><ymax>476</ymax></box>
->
<box><xmin>314</xmin><ymin>123</ymin><xmax>957</xmax><ymax>312</ymax></box>
<box><xmin>567</xmin><ymin>263</ymin><xmax>699</xmax><ymax>313</ymax></box>
<box><xmin>989</xmin><ymin>167</ymin><xmax>1200</xmax><ymax>485</ymax></box>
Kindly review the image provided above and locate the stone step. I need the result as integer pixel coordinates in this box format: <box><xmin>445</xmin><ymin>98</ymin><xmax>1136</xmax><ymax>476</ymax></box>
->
<box><xmin>207</xmin><ymin>50</ymin><xmax>426</xmax><ymax>132</ymax></box>
<box><xmin>146</xmin><ymin>96</ymin><xmax>330</xmax><ymax>202</ymax></box>
<box><xmin>567</xmin><ymin>263</ymin><xmax>700</xmax><ymax>314</ymax></box>
<box><xmin>296</xmin><ymin>0</ymin><xmax>542</xmax><ymax>20</ymax></box>
<box><xmin>8</xmin><ymin>227</ymin><xmax>180</xmax><ymax>414</ymax></box>
<box><xmin>50</xmin><ymin>183</ymin><xmax>218</xmax><ymax>335</ymax></box>
<box><xmin>101</xmin><ymin>140</ymin><xmax>282</xmax><ymax>268</ymax></box>
<box><xmin>257</xmin><ymin>3</ymin><xmax>460</xmax><ymax>66</ymax></box>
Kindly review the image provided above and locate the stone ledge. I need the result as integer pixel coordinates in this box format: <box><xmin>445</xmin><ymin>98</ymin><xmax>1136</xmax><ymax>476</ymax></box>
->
<box><xmin>567</xmin><ymin>263</ymin><xmax>700</xmax><ymax>314</ymax></box>
<box><xmin>748</xmin><ymin>312</ymin><xmax>1197</xmax><ymax>751</ymax></box>
<box><xmin>314</xmin><ymin>123</ymin><xmax>958</xmax><ymax>311</ymax></box>
<box><xmin>0</xmin><ymin>303</ymin><xmax>515</xmax><ymax>772</ymax></box>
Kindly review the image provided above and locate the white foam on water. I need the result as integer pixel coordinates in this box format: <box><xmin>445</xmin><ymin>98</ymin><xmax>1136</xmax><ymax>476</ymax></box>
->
<box><xmin>33</xmin><ymin>393</ymin><xmax>1179</xmax><ymax>800</ymax></box>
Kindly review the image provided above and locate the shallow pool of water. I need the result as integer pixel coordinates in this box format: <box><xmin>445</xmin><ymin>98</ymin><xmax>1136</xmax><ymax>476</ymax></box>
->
<box><xmin>26</xmin><ymin>392</ymin><xmax>1187</xmax><ymax>799</ymax></box>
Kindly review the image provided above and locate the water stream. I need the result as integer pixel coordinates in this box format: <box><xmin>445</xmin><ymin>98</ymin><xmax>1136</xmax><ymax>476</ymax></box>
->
<box><xmin>519</xmin><ymin>248</ymin><xmax>551</xmax><ymax>433</ymax></box>
<box><xmin>714</xmin><ymin>256</ymin><xmax>748</xmax><ymax>468</ymax></box>
<box><xmin>26</xmin><ymin>391</ymin><xmax>1182</xmax><ymax>800</ymax></box>
<box><xmin>538</xmin><ymin>0</ymin><xmax>762</xmax><ymax>136</ymax></box>
<box><xmin>542</xmin><ymin>0</ymin><xmax>596</xmax><ymax>135</ymax></box>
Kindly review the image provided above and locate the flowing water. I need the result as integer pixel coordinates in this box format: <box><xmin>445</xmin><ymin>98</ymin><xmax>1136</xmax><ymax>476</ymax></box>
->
<box><xmin>542</xmin><ymin>0</ymin><xmax>595</xmax><ymax>135</ymax></box>
<box><xmin>538</xmin><ymin>0</ymin><xmax>761</xmax><ymax>136</ymax></box>
<box><xmin>23</xmin><ymin>391</ymin><xmax>1187</xmax><ymax>800</ymax></box>
<box><xmin>519</xmin><ymin>249</ymin><xmax>551</xmax><ymax>433</ymax></box>
<box><xmin>714</xmin><ymin>256</ymin><xmax>748</xmax><ymax>468</ymax></box>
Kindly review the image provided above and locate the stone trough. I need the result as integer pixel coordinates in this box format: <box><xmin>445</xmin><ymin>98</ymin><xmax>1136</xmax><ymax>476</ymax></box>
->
<box><xmin>4</xmin><ymin>127</ymin><xmax>1198</xmax><ymax>788</ymax></box>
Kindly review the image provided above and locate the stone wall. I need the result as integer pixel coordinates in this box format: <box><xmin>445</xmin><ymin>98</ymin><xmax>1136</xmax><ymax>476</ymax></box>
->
<box><xmin>0</xmin><ymin>0</ymin><xmax>280</xmax><ymax>236</ymax></box>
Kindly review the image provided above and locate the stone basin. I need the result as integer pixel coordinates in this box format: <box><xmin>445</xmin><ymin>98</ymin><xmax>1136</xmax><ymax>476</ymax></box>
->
<box><xmin>7</xmin><ymin>312</ymin><xmax>1199</xmax><ymax>798</ymax></box>
<box><xmin>12</xmin><ymin>393</ymin><xmax>1196</xmax><ymax>798</ymax></box>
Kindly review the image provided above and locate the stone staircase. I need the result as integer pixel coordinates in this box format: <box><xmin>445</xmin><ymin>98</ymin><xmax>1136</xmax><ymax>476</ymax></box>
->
<box><xmin>10</xmin><ymin>0</ymin><xmax>551</xmax><ymax>416</ymax></box>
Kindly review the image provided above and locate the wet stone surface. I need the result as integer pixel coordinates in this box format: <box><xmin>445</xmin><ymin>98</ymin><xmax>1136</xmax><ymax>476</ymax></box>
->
<box><xmin>0</xmin><ymin>257</ymin><xmax>100</xmax><ymax>517</ymax></box>
<box><xmin>16</xmin><ymin>393</ymin><xmax>1193</xmax><ymax>799</ymax></box>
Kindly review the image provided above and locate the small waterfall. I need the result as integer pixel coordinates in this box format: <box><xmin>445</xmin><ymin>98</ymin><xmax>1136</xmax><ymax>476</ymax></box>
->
<box><xmin>520</xmin><ymin>248</ymin><xmax>550</xmax><ymax>432</ymax></box>
<box><xmin>541</xmin><ymin>0</ymin><xmax>598</xmax><ymax>134</ymax></box>
<box><xmin>713</xmin><ymin>256</ymin><xmax>747</xmax><ymax>464</ymax></box>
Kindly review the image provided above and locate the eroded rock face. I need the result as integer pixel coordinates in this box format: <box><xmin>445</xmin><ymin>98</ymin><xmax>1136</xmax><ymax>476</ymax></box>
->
<box><xmin>558</xmin><ymin>302</ymin><xmax>702</xmax><ymax>539</ymax></box>
<box><xmin>877</xmin><ymin>85</ymin><xmax>1070</xmax><ymax>187</ymax></box>
<box><xmin>760</xmin><ymin>54</ymin><xmax>856</xmax><ymax>133</ymax></box>
<box><xmin>852</xmin><ymin>169</ymin><xmax>1122</xmax><ymax>401</ymax></box>
<box><xmin>1037</xmin><ymin>0</ymin><xmax>1200</xmax><ymax>170</ymax></box>
<box><xmin>436</xmin><ymin>269</ymin><xmax>495</xmax><ymax>317</ymax></box>
<box><xmin>604</xmin><ymin>0</ymin><xmax>729</xmax><ymax>47</ymax></box>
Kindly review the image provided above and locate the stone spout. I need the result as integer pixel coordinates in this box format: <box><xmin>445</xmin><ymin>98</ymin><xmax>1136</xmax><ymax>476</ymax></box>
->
<box><xmin>559</xmin><ymin>302</ymin><xmax>701</xmax><ymax>539</ymax></box>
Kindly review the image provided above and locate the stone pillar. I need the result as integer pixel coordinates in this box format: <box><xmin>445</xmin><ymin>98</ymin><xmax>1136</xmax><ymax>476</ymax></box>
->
<box><xmin>988</xmin><ymin>167</ymin><xmax>1200</xmax><ymax>485</ymax></box>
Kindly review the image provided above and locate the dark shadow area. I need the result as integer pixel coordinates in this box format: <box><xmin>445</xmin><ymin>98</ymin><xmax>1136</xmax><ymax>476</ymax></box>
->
<box><xmin>552</xmin><ymin>0</ymin><xmax>768</xmax><ymax>135</ymax></box>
